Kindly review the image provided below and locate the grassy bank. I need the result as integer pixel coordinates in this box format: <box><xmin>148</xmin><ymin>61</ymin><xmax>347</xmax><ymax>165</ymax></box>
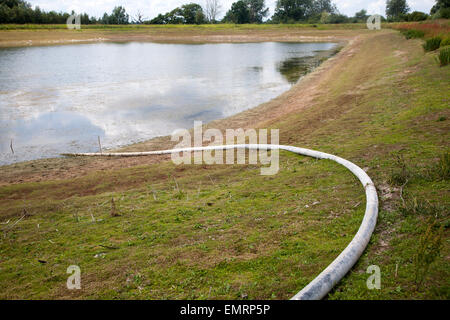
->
<box><xmin>0</xmin><ymin>28</ymin><xmax>449</xmax><ymax>299</ymax></box>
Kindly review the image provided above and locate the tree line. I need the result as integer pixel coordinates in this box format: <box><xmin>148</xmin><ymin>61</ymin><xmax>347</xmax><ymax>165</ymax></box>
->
<box><xmin>0</xmin><ymin>0</ymin><xmax>449</xmax><ymax>25</ymax></box>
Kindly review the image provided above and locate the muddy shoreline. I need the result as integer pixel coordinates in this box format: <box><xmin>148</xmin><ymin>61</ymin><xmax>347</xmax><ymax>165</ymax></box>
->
<box><xmin>0</xmin><ymin>28</ymin><xmax>362</xmax><ymax>48</ymax></box>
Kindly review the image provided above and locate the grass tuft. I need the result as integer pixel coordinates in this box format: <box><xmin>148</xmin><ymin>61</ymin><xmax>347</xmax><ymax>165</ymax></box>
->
<box><xmin>425</xmin><ymin>152</ymin><xmax>450</xmax><ymax>181</ymax></box>
<box><xmin>423</xmin><ymin>37</ymin><xmax>442</xmax><ymax>52</ymax></box>
<box><xmin>438</xmin><ymin>46</ymin><xmax>450</xmax><ymax>66</ymax></box>
<box><xmin>441</xmin><ymin>37</ymin><xmax>450</xmax><ymax>47</ymax></box>
<box><xmin>436</xmin><ymin>152</ymin><xmax>450</xmax><ymax>180</ymax></box>
<box><xmin>399</xmin><ymin>197</ymin><xmax>446</xmax><ymax>218</ymax></box>
<box><xmin>401</xmin><ymin>29</ymin><xmax>425</xmax><ymax>39</ymax></box>
<box><xmin>388</xmin><ymin>154</ymin><xmax>411</xmax><ymax>186</ymax></box>
<box><xmin>414</xmin><ymin>218</ymin><xmax>444</xmax><ymax>289</ymax></box>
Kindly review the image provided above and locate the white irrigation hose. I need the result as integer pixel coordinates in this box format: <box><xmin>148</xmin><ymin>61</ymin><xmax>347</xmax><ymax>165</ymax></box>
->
<box><xmin>63</xmin><ymin>144</ymin><xmax>378</xmax><ymax>300</ymax></box>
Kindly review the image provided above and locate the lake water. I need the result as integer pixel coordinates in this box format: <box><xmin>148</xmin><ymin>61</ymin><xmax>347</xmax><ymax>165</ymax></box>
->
<box><xmin>0</xmin><ymin>41</ymin><xmax>337</xmax><ymax>165</ymax></box>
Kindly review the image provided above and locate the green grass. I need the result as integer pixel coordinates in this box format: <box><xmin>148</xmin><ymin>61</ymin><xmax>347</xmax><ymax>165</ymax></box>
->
<box><xmin>438</xmin><ymin>46</ymin><xmax>450</xmax><ymax>66</ymax></box>
<box><xmin>441</xmin><ymin>37</ymin><xmax>450</xmax><ymax>47</ymax></box>
<box><xmin>0</xmin><ymin>156</ymin><xmax>366</xmax><ymax>299</ymax></box>
<box><xmin>0</xmin><ymin>30</ymin><xmax>449</xmax><ymax>300</ymax></box>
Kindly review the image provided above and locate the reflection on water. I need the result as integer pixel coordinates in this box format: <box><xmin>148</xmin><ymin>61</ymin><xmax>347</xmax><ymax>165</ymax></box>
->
<box><xmin>0</xmin><ymin>41</ymin><xmax>336</xmax><ymax>165</ymax></box>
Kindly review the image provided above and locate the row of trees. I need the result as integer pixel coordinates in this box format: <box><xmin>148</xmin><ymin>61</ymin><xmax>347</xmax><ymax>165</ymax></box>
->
<box><xmin>1</xmin><ymin>0</ymin><xmax>449</xmax><ymax>25</ymax></box>
<box><xmin>148</xmin><ymin>0</ymin><xmax>378</xmax><ymax>25</ymax></box>
<box><xmin>385</xmin><ymin>0</ymin><xmax>449</xmax><ymax>20</ymax></box>
<box><xmin>0</xmin><ymin>0</ymin><xmax>137</xmax><ymax>24</ymax></box>
<box><xmin>0</xmin><ymin>0</ymin><xmax>101</xmax><ymax>24</ymax></box>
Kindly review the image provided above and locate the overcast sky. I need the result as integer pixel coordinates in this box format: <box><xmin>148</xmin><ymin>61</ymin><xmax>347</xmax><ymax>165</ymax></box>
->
<box><xmin>27</xmin><ymin>0</ymin><xmax>436</xmax><ymax>20</ymax></box>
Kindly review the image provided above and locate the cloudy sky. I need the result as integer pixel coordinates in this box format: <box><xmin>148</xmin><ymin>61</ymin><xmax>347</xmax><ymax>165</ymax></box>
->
<box><xmin>27</xmin><ymin>0</ymin><xmax>436</xmax><ymax>20</ymax></box>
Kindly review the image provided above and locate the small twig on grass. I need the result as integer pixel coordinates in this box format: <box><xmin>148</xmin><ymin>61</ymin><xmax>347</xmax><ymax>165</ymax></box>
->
<box><xmin>173</xmin><ymin>177</ymin><xmax>180</xmax><ymax>192</ymax></box>
<box><xmin>207</xmin><ymin>174</ymin><xmax>215</xmax><ymax>186</ymax></box>
<box><xmin>3</xmin><ymin>214</ymin><xmax>26</xmax><ymax>233</ymax></box>
<box><xmin>353</xmin><ymin>201</ymin><xmax>362</xmax><ymax>208</ymax></box>
<box><xmin>99</xmin><ymin>244</ymin><xmax>119</xmax><ymax>250</ymax></box>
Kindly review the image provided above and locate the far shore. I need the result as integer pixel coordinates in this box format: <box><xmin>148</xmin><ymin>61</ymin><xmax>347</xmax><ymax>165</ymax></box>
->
<box><xmin>0</xmin><ymin>24</ymin><xmax>369</xmax><ymax>47</ymax></box>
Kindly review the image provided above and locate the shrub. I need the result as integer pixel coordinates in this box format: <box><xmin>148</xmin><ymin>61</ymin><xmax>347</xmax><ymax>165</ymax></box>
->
<box><xmin>401</xmin><ymin>29</ymin><xmax>425</xmax><ymax>39</ymax></box>
<box><xmin>436</xmin><ymin>152</ymin><xmax>450</xmax><ymax>179</ymax></box>
<box><xmin>423</xmin><ymin>37</ymin><xmax>442</xmax><ymax>52</ymax></box>
<box><xmin>438</xmin><ymin>47</ymin><xmax>450</xmax><ymax>66</ymax></box>
<box><xmin>439</xmin><ymin>8</ymin><xmax>450</xmax><ymax>19</ymax></box>
<box><xmin>399</xmin><ymin>197</ymin><xmax>446</xmax><ymax>217</ymax></box>
<box><xmin>405</xmin><ymin>11</ymin><xmax>429</xmax><ymax>22</ymax></box>
<box><xmin>440</xmin><ymin>38</ymin><xmax>450</xmax><ymax>47</ymax></box>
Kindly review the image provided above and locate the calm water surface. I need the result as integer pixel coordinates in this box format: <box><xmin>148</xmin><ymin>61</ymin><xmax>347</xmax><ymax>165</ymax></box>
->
<box><xmin>0</xmin><ymin>41</ymin><xmax>336</xmax><ymax>165</ymax></box>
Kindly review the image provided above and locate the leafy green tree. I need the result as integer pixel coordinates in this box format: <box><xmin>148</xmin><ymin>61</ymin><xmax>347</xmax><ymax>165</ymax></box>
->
<box><xmin>223</xmin><ymin>1</ymin><xmax>251</xmax><ymax>23</ymax></box>
<box><xmin>165</xmin><ymin>8</ymin><xmax>185</xmax><ymax>24</ymax></box>
<box><xmin>195</xmin><ymin>9</ymin><xmax>206</xmax><ymax>24</ymax></box>
<box><xmin>310</xmin><ymin>0</ymin><xmax>337</xmax><ymax>16</ymax></box>
<box><xmin>148</xmin><ymin>3</ymin><xmax>206</xmax><ymax>24</ymax></box>
<box><xmin>0</xmin><ymin>0</ymin><xmax>95</xmax><ymax>24</ymax></box>
<box><xmin>32</xmin><ymin>5</ymin><xmax>43</xmax><ymax>23</ymax></box>
<box><xmin>326</xmin><ymin>13</ymin><xmax>348</xmax><ymax>23</ymax></box>
<box><xmin>148</xmin><ymin>13</ymin><xmax>166</xmax><ymax>24</ymax></box>
<box><xmin>405</xmin><ymin>11</ymin><xmax>428</xmax><ymax>21</ymax></box>
<box><xmin>109</xmin><ymin>6</ymin><xmax>129</xmax><ymax>24</ymax></box>
<box><xmin>273</xmin><ymin>0</ymin><xmax>311</xmax><ymax>22</ymax></box>
<box><xmin>431</xmin><ymin>0</ymin><xmax>450</xmax><ymax>18</ymax></box>
<box><xmin>181</xmin><ymin>3</ymin><xmax>205</xmax><ymax>24</ymax></box>
<box><xmin>0</xmin><ymin>4</ymin><xmax>9</xmax><ymax>23</ymax></box>
<box><xmin>273</xmin><ymin>0</ymin><xmax>339</xmax><ymax>23</ymax></box>
<box><xmin>386</xmin><ymin>0</ymin><xmax>410</xmax><ymax>20</ymax></box>
<box><xmin>431</xmin><ymin>0</ymin><xmax>450</xmax><ymax>14</ymax></box>
<box><xmin>354</xmin><ymin>9</ymin><xmax>368</xmax><ymax>21</ymax></box>
<box><xmin>245</xmin><ymin>0</ymin><xmax>269</xmax><ymax>23</ymax></box>
<box><xmin>101</xmin><ymin>13</ymin><xmax>110</xmax><ymax>24</ymax></box>
<box><xmin>0</xmin><ymin>0</ymin><xmax>19</xmax><ymax>9</ymax></box>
